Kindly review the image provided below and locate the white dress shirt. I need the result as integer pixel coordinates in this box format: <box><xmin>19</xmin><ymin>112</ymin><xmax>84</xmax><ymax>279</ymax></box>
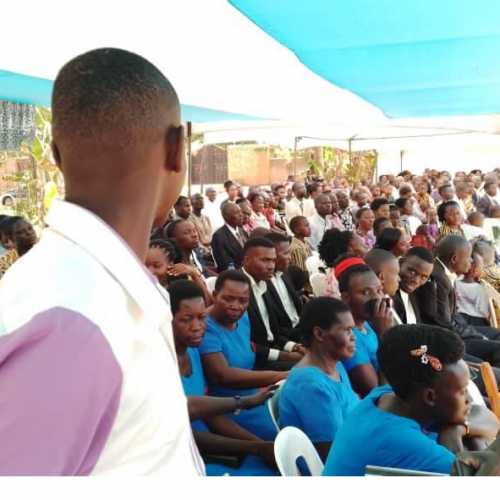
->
<box><xmin>400</xmin><ymin>290</ymin><xmax>417</xmax><ymax>325</ymax></box>
<box><xmin>285</xmin><ymin>197</ymin><xmax>316</xmax><ymax>222</ymax></box>
<box><xmin>307</xmin><ymin>213</ymin><xmax>332</xmax><ymax>251</ymax></box>
<box><xmin>271</xmin><ymin>271</ymin><xmax>299</xmax><ymax>353</ymax></box>
<box><xmin>243</xmin><ymin>269</ymin><xmax>280</xmax><ymax>361</ymax></box>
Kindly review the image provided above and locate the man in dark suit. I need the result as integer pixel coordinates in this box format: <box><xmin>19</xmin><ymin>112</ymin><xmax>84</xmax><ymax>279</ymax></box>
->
<box><xmin>265</xmin><ymin>233</ymin><xmax>305</xmax><ymax>350</ymax></box>
<box><xmin>392</xmin><ymin>246</ymin><xmax>435</xmax><ymax>324</ymax></box>
<box><xmin>211</xmin><ymin>202</ymin><xmax>248</xmax><ymax>273</ymax></box>
<box><xmin>414</xmin><ymin>235</ymin><xmax>500</xmax><ymax>367</ymax></box>
<box><xmin>241</xmin><ymin>237</ymin><xmax>303</xmax><ymax>370</ymax></box>
<box><xmin>475</xmin><ymin>181</ymin><xmax>499</xmax><ymax>217</ymax></box>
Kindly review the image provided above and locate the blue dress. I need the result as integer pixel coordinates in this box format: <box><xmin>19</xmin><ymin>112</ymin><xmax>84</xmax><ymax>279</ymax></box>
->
<box><xmin>198</xmin><ymin>313</ymin><xmax>277</xmax><ymax>441</ymax></box>
<box><xmin>279</xmin><ymin>363</ymin><xmax>359</xmax><ymax>443</ymax></box>
<box><xmin>322</xmin><ymin>386</ymin><xmax>455</xmax><ymax>476</ymax></box>
<box><xmin>342</xmin><ymin>322</ymin><xmax>379</xmax><ymax>373</ymax></box>
<box><xmin>181</xmin><ymin>347</ymin><xmax>276</xmax><ymax>476</ymax></box>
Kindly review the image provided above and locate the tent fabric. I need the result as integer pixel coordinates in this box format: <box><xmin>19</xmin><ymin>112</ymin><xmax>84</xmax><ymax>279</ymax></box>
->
<box><xmin>0</xmin><ymin>0</ymin><xmax>382</xmax><ymax>124</ymax></box>
<box><xmin>230</xmin><ymin>0</ymin><xmax>500</xmax><ymax>118</ymax></box>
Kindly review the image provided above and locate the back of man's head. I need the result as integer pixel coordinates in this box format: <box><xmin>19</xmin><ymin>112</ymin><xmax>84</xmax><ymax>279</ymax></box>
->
<box><xmin>436</xmin><ymin>235</ymin><xmax>468</xmax><ymax>262</ymax></box>
<box><xmin>364</xmin><ymin>249</ymin><xmax>397</xmax><ymax>275</ymax></box>
<box><xmin>52</xmin><ymin>48</ymin><xmax>179</xmax><ymax>157</ymax></box>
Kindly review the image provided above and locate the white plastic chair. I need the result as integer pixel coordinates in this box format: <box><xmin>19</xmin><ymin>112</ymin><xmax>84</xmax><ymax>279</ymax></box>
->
<box><xmin>305</xmin><ymin>255</ymin><xmax>321</xmax><ymax>275</ymax></box>
<box><xmin>309</xmin><ymin>272</ymin><xmax>328</xmax><ymax>297</ymax></box>
<box><xmin>267</xmin><ymin>379</ymin><xmax>286</xmax><ymax>432</ymax></box>
<box><xmin>205</xmin><ymin>276</ymin><xmax>218</xmax><ymax>294</ymax></box>
<box><xmin>481</xmin><ymin>280</ymin><xmax>500</xmax><ymax>328</ymax></box>
<box><xmin>274</xmin><ymin>427</ymin><xmax>324</xmax><ymax>476</ymax></box>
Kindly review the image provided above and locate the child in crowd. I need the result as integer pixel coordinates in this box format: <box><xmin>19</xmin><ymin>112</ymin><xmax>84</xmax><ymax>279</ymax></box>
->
<box><xmin>389</xmin><ymin>205</ymin><xmax>402</xmax><ymax>230</ymax></box>
<box><xmin>426</xmin><ymin>208</ymin><xmax>439</xmax><ymax>239</ymax></box>
<box><xmin>475</xmin><ymin>240</ymin><xmax>500</xmax><ymax>294</ymax></box>
<box><xmin>411</xmin><ymin>225</ymin><xmax>434</xmax><ymax>251</ymax></box>
<box><xmin>455</xmin><ymin>252</ymin><xmax>491</xmax><ymax>327</ymax></box>
<box><xmin>288</xmin><ymin>216</ymin><xmax>313</xmax><ymax>275</ymax></box>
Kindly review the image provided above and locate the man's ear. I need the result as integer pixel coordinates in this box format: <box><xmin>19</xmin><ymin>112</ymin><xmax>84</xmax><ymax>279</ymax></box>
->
<box><xmin>166</xmin><ymin>125</ymin><xmax>185</xmax><ymax>174</ymax></box>
<box><xmin>51</xmin><ymin>140</ymin><xmax>62</xmax><ymax>170</ymax></box>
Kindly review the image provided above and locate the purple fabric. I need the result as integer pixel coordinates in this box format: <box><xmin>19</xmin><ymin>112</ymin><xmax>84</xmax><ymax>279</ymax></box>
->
<box><xmin>0</xmin><ymin>307</ymin><xmax>123</xmax><ymax>476</ymax></box>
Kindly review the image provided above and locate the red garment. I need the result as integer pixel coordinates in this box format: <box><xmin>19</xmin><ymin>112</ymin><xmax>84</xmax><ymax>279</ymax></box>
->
<box><xmin>411</xmin><ymin>234</ymin><xmax>434</xmax><ymax>251</ymax></box>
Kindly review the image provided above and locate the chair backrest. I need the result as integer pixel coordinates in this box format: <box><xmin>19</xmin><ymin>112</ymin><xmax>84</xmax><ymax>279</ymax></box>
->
<box><xmin>305</xmin><ymin>255</ymin><xmax>321</xmax><ymax>275</ymax></box>
<box><xmin>274</xmin><ymin>426</ymin><xmax>324</xmax><ymax>476</ymax></box>
<box><xmin>205</xmin><ymin>276</ymin><xmax>218</xmax><ymax>294</ymax></box>
<box><xmin>480</xmin><ymin>281</ymin><xmax>500</xmax><ymax>328</ymax></box>
<box><xmin>480</xmin><ymin>362</ymin><xmax>500</xmax><ymax>420</ymax></box>
<box><xmin>309</xmin><ymin>272</ymin><xmax>327</xmax><ymax>297</ymax></box>
<box><xmin>267</xmin><ymin>379</ymin><xmax>286</xmax><ymax>433</ymax></box>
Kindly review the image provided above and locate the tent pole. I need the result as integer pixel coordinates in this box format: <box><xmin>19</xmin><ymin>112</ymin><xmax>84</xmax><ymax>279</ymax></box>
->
<box><xmin>293</xmin><ymin>136</ymin><xmax>298</xmax><ymax>178</ymax></box>
<box><xmin>400</xmin><ymin>150</ymin><xmax>404</xmax><ymax>173</ymax></box>
<box><xmin>348</xmin><ymin>138</ymin><xmax>353</xmax><ymax>169</ymax></box>
<box><xmin>187</xmin><ymin>121</ymin><xmax>192</xmax><ymax>196</ymax></box>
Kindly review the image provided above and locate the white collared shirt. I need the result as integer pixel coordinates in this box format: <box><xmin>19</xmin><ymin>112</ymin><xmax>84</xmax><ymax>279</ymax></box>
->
<box><xmin>271</xmin><ymin>271</ymin><xmax>300</xmax><ymax>327</ymax></box>
<box><xmin>225</xmin><ymin>223</ymin><xmax>244</xmax><ymax>244</ymax></box>
<box><xmin>285</xmin><ymin>197</ymin><xmax>316</xmax><ymax>222</ymax></box>
<box><xmin>0</xmin><ymin>199</ymin><xmax>204</xmax><ymax>476</ymax></box>
<box><xmin>437</xmin><ymin>257</ymin><xmax>458</xmax><ymax>286</ymax></box>
<box><xmin>400</xmin><ymin>290</ymin><xmax>417</xmax><ymax>325</ymax></box>
<box><xmin>307</xmin><ymin>213</ymin><xmax>332</xmax><ymax>251</ymax></box>
<box><xmin>243</xmin><ymin>268</ymin><xmax>280</xmax><ymax>361</ymax></box>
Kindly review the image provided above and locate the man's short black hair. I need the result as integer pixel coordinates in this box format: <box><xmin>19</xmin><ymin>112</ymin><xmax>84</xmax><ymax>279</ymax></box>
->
<box><xmin>167</xmin><ymin>280</ymin><xmax>206</xmax><ymax>315</ymax></box>
<box><xmin>370</xmin><ymin>197</ymin><xmax>390</xmax><ymax>212</ymax></box>
<box><xmin>214</xmin><ymin>270</ymin><xmax>250</xmax><ymax>292</ymax></box>
<box><xmin>438</xmin><ymin>184</ymin><xmax>453</xmax><ymax>195</ymax></box>
<box><xmin>394</xmin><ymin>198</ymin><xmax>409</xmax><ymax>210</ymax></box>
<box><xmin>224</xmin><ymin>180</ymin><xmax>235</xmax><ymax>190</ymax></box>
<box><xmin>373</xmin><ymin>217</ymin><xmax>390</xmax><ymax>235</ymax></box>
<box><xmin>265</xmin><ymin>232</ymin><xmax>291</xmax><ymax>245</ymax></box>
<box><xmin>404</xmin><ymin>246</ymin><xmax>435</xmax><ymax>264</ymax></box>
<box><xmin>399</xmin><ymin>185</ymin><xmax>412</xmax><ymax>197</ymax></box>
<box><xmin>436</xmin><ymin>235</ymin><xmax>469</xmax><ymax>262</ymax></box>
<box><xmin>376</xmin><ymin>228</ymin><xmax>404</xmax><ymax>253</ymax></box>
<box><xmin>364</xmin><ymin>249</ymin><xmax>397</xmax><ymax>275</ymax></box>
<box><xmin>242</xmin><ymin>237</ymin><xmax>275</xmax><ymax>257</ymax></box>
<box><xmin>484</xmin><ymin>180</ymin><xmax>497</xmax><ymax>191</ymax></box>
<box><xmin>52</xmin><ymin>48</ymin><xmax>179</xmax><ymax>152</ymax></box>
<box><xmin>289</xmin><ymin>216</ymin><xmax>308</xmax><ymax>233</ymax></box>
<box><xmin>174</xmin><ymin>196</ymin><xmax>189</xmax><ymax>207</ymax></box>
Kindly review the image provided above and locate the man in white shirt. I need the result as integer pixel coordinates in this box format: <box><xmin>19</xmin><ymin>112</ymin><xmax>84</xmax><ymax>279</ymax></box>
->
<box><xmin>202</xmin><ymin>186</ymin><xmax>224</xmax><ymax>231</ymax></box>
<box><xmin>285</xmin><ymin>182</ymin><xmax>315</xmax><ymax>222</ymax></box>
<box><xmin>307</xmin><ymin>194</ymin><xmax>333</xmax><ymax>251</ymax></box>
<box><xmin>242</xmin><ymin>237</ymin><xmax>302</xmax><ymax>370</ymax></box>
<box><xmin>0</xmin><ymin>48</ymin><xmax>203</xmax><ymax>476</ymax></box>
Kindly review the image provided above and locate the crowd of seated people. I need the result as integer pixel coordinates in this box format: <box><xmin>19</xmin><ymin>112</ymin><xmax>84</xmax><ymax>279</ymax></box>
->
<box><xmin>140</xmin><ymin>172</ymin><xmax>500</xmax><ymax>474</ymax></box>
<box><xmin>7</xmin><ymin>167</ymin><xmax>500</xmax><ymax>476</ymax></box>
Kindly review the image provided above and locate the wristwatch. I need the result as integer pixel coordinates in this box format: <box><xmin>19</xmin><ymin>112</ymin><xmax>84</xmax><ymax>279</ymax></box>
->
<box><xmin>233</xmin><ymin>395</ymin><xmax>244</xmax><ymax>415</ymax></box>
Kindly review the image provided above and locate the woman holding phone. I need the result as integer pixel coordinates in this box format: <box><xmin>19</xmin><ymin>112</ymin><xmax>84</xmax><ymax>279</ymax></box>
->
<box><xmin>335</xmin><ymin>255</ymin><xmax>394</xmax><ymax>397</ymax></box>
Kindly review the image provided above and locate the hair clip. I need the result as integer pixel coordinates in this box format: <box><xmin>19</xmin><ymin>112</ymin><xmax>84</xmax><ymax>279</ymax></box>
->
<box><xmin>410</xmin><ymin>345</ymin><xmax>442</xmax><ymax>371</ymax></box>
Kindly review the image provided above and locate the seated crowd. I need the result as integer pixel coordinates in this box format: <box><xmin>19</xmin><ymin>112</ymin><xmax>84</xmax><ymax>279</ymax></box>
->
<box><xmin>6</xmin><ymin>167</ymin><xmax>500</xmax><ymax>476</ymax></box>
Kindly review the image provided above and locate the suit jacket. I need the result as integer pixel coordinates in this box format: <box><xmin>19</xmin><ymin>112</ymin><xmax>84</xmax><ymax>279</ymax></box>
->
<box><xmin>476</xmin><ymin>195</ymin><xmax>497</xmax><ymax>217</ymax></box>
<box><xmin>413</xmin><ymin>260</ymin><xmax>483</xmax><ymax>340</ymax></box>
<box><xmin>265</xmin><ymin>272</ymin><xmax>303</xmax><ymax>343</ymax></box>
<box><xmin>392</xmin><ymin>290</ymin><xmax>422</xmax><ymax>324</ymax></box>
<box><xmin>211</xmin><ymin>225</ymin><xmax>247</xmax><ymax>273</ymax></box>
<box><xmin>247</xmin><ymin>288</ymin><xmax>294</xmax><ymax>368</ymax></box>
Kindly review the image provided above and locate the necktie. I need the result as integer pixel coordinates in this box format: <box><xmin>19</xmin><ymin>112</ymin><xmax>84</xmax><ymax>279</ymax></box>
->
<box><xmin>299</xmin><ymin>201</ymin><xmax>304</xmax><ymax>214</ymax></box>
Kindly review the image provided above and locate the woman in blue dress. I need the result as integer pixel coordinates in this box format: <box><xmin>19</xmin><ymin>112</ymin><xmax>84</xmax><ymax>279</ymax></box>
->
<box><xmin>335</xmin><ymin>255</ymin><xmax>394</xmax><ymax>396</ymax></box>
<box><xmin>279</xmin><ymin>297</ymin><xmax>360</xmax><ymax>461</ymax></box>
<box><xmin>168</xmin><ymin>280</ymin><xmax>278</xmax><ymax>476</ymax></box>
<box><xmin>323</xmin><ymin>324</ymin><xmax>500</xmax><ymax>476</ymax></box>
<box><xmin>199</xmin><ymin>270</ymin><xmax>287</xmax><ymax>441</ymax></box>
